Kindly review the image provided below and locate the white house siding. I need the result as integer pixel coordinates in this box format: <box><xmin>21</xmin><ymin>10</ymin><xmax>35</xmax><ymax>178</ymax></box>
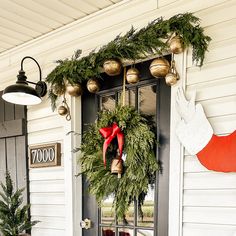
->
<box><xmin>183</xmin><ymin>0</ymin><xmax>236</xmax><ymax>235</ymax></box>
<box><xmin>27</xmin><ymin>101</ymin><xmax>66</xmax><ymax>236</ymax></box>
<box><xmin>0</xmin><ymin>0</ymin><xmax>236</xmax><ymax>235</ymax></box>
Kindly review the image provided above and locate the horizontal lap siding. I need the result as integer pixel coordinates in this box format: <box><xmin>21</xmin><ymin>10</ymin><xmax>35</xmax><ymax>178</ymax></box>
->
<box><xmin>183</xmin><ymin>0</ymin><xmax>236</xmax><ymax>235</ymax></box>
<box><xmin>28</xmin><ymin>101</ymin><xmax>66</xmax><ymax>236</ymax></box>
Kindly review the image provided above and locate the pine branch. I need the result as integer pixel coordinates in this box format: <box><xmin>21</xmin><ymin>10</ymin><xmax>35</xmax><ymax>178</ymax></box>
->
<box><xmin>45</xmin><ymin>12</ymin><xmax>211</xmax><ymax>109</ymax></box>
<box><xmin>0</xmin><ymin>171</ymin><xmax>38</xmax><ymax>236</ymax></box>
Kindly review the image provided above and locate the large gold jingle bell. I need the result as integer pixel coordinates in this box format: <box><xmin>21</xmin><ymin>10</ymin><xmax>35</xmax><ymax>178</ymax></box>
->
<box><xmin>103</xmin><ymin>59</ymin><xmax>122</xmax><ymax>76</ymax></box>
<box><xmin>87</xmin><ymin>78</ymin><xmax>100</xmax><ymax>93</ymax></box>
<box><xmin>169</xmin><ymin>35</ymin><xmax>184</xmax><ymax>54</ymax></box>
<box><xmin>66</xmin><ymin>83</ymin><xmax>83</xmax><ymax>97</ymax></box>
<box><xmin>126</xmin><ymin>68</ymin><xmax>140</xmax><ymax>84</ymax></box>
<box><xmin>149</xmin><ymin>58</ymin><xmax>170</xmax><ymax>78</ymax></box>
<box><xmin>111</xmin><ymin>158</ymin><xmax>123</xmax><ymax>178</ymax></box>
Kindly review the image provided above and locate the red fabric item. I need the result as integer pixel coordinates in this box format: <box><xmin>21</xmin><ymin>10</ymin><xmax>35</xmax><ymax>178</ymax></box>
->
<box><xmin>99</xmin><ymin>123</ymin><xmax>124</xmax><ymax>167</ymax></box>
<box><xmin>197</xmin><ymin>130</ymin><xmax>236</xmax><ymax>172</ymax></box>
<box><xmin>102</xmin><ymin>229</ymin><xmax>130</xmax><ymax>236</ymax></box>
<box><xmin>103</xmin><ymin>229</ymin><xmax>114</xmax><ymax>236</ymax></box>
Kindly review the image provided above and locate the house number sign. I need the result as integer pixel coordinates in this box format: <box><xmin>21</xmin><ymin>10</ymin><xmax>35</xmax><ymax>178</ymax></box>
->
<box><xmin>29</xmin><ymin>143</ymin><xmax>61</xmax><ymax>168</ymax></box>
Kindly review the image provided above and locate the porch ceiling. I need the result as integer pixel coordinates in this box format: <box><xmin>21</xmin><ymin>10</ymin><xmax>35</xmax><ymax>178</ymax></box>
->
<box><xmin>0</xmin><ymin>0</ymin><xmax>123</xmax><ymax>54</ymax></box>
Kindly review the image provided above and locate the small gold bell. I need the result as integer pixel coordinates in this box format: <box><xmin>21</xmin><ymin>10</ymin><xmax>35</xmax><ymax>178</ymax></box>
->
<box><xmin>87</xmin><ymin>78</ymin><xmax>100</xmax><ymax>93</ymax></box>
<box><xmin>165</xmin><ymin>72</ymin><xmax>179</xmax><ymax>86</ymax></box>
<box><xmin>126</xmin><ymin>68</ymin><xmax>140</xmax><ymax>84</ymax></box>
<box><xmin>103</xmin><ymin>59</ymin><xmax>122</xmax><ymax>76</ymax></box>
<box><xmin>165</xmin><ymin>59</ymin><xmax>179</xmax><ymax>86</ymax></box>
<box><xmin>58</xmin><ymin>105</ymin><xmax>68</xmax><ymax>116</ymax></box>
<box><xmin>169</xmin><ymin>35</ymin><xmax>184</xmax><ymax>54</ymax></box>
<box><xmin>52</xmin><ymin>85</ymin><xmax>65</xmax><ymax>96</ymax></box>
<box><xmin>66</xmin><ymin>83</ymin><xmax>83</xmax><ymax>97</ymax></box>
<box><xmin>111</xmin><ymin>158</ymin><xmax>123</xmax><ymax>178</ymax></box>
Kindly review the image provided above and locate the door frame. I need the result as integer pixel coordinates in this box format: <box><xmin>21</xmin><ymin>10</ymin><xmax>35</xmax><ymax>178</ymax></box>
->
<box><xmin>73</xmin><ymin>52</ymin><xmax>185</xmax><ymax>236</ymax></box>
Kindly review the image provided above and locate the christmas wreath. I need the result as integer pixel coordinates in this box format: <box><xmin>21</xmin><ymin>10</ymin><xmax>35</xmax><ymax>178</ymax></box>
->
<box><xmin>79</xmin><ymin>105</ymin><xmax>158</xmax><ymax>219</ymax></box>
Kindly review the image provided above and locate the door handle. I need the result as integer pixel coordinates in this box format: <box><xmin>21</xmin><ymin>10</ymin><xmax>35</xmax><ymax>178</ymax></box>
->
<box><xmin>80</xmin><ymin>218</ymin><xmax>92</xmax><ymax>229</ymax></box>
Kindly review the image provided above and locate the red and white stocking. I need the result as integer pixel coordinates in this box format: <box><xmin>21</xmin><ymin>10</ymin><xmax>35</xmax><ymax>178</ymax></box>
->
<box><xmin>176</xmin><ymin>103</ymin><xmax>236</xmax><ymax>172</ymax></box>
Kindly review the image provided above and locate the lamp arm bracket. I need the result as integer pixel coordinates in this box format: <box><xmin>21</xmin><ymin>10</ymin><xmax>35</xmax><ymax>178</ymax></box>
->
<box><xmin>26</xmin><ymin>80</ymin><xmax>37</xmax><ymax>85</ymax></box>
<box><xmin>21</xmin><ymin>56</ymin><xmax>42</xmax><ymax>81</ymax></box>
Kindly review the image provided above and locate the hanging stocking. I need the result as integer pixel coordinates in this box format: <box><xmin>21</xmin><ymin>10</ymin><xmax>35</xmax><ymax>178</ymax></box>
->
<box><xmin>175</xmin><ymin>88</ymin><xmax>236</xmax><ymax>172</ymax></box>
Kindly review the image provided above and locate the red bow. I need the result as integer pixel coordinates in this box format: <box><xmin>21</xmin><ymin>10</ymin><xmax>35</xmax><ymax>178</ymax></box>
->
<box><xmin>99</xmin><ymin>123</ymin><xmax>124</xmax><ymax>167</ymax></box>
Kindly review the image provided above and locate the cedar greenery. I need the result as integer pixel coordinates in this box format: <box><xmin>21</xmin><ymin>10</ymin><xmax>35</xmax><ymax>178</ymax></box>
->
<box><xmin>0</xmin><ymin>172</ymin><xmax>38</xmax><ymax>236</ymax></box>
<box><xmin>46</xmin><ymin>12</ymin><xmax>211</xmax><ymax>110</ymax></box>
<box><xmin>79</xmin><ymin>105</ymin><xmax>158</xmax><ymax>219</ymax></box>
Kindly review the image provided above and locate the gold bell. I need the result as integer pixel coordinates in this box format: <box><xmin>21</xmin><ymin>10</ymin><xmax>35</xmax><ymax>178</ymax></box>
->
<box><xmin>169</xmin><ymin>35</ymin><xmax>184</xmax><ymax>54</ymax></box>
<box><xmin>165</xmin><ymin>59</ymin><xmax>179</xmax><ymax>86</ymax></box>
<box><xmin>126</xmin><ymin>68</ymin><xmax>140</xmax><ymax>84</ymax></box>
<box><xmin>66</xmin><ymin>83</ymin><xmax>83</xmax><ymax>97</ymax></box>
<box><xmin>149</xmin><ymin>58</ymin><xmax>170</xmax><ymax>78</ymax></box>
<box><xmin>103</xmin><ymin>59</ymin><xmax>122</xmax><ymax>76</ymax></box>
<box><xmin>87</xmin><ymin>78</ymin><xmax>100</xmax><ymax>93</ymax></box>
<box><xmin>52</xmin><ymin>85</ymin><xmax>65</xmax><ymax>96</ymax></box>
<box><xmin>165</xmin><ymin>72</ymin><xmax>179</xmax><ymax>86</ymax></box>
<box><xmin>58</xmin><ymin>105</ymin><xmax>68</xmax><ymax>116</ymax></box>
<box><xmin>111</xmin><ymin>158</ymin><xmax>123</xmax><ymax>178</ymax></box>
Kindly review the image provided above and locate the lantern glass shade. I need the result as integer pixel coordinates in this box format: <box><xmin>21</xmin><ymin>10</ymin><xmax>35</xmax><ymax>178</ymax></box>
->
<box><xmin>2</xmin><ymin>82</ymin><xmax>41</xmax><ymax>105</ymax></box>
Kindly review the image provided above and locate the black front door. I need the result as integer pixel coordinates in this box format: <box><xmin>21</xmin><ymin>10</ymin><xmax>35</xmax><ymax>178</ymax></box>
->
<box><xmin>82</xmin><ymin>58</ymin><xmax>170</xmax><ymax>236</ymax></box>
<box><xmin>0</xmin><ymin>91</ymin><xmax>29</xmax><ymax>203</ymax></box>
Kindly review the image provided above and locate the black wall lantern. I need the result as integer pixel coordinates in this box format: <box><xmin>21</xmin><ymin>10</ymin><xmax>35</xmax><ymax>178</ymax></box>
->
<box><xmin>2</xmin><ymin>56</ymin><xmax>47</xmax><ymax>105</ymax></box>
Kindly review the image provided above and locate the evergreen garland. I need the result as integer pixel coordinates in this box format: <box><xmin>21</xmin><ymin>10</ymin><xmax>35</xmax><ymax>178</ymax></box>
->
<box><xmin>79</xmin><ymin>105</ymin><xmax>158</xmax><ymax>219</ymax></box>
<box><xmin>0</xmin><ymin>172</ymin><xmax>38</xmax><ymax>236</ymax></box>
<box><xmin>46</xmin><ymin>12</ymin><xmax>211</xmax><ymax>110</ymax></box>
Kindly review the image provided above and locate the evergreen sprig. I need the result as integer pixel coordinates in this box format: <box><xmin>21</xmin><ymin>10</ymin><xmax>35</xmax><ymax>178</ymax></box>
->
<box><xmin>0</xmin><ymin>172</ymin><xmax>38</xmax><ymax>236</ymax></box>
<box><xmin>46</xmin><ymin>12</ymin><xmax>211</xmax><ymax>110</ymax></box>
<box><xmin>79</xmin><ymin>105</ymin><xmax>158</xmax><ymax>219</ymax></box>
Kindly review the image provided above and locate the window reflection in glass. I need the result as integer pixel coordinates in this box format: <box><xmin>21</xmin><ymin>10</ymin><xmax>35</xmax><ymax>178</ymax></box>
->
<box><xmin>118</xmin><ymin>203</ymin><xmax>134</xmax><ymax>226</ymax></box>
<box><xmin>118</xmin><ymin>90</ymin><xmax>135</xmax><ymax>107</ymax></box>
<box><xmin>118</xmin><ymin>228</ymin><xmax>133</xmax><ymax>236</ymax></box>
<box><xmin>101</xmin><ymin>196</ymin><xmax>115</xmax><ymax>225</ymax></box>
<box><xmin>138</xmin><ymin>185</ymin><xmax>155</xmax><ymax>227</ymax></box>
<box><xmin>102</xmin><ymin>227</ymin><xmax>115</xmax><ymax>236</ymax></box>
<box><xmin>100</xmin><ymin>94</ymin><xmax>116</xmax><ymax>111</ymax></box>
<box><xmin>138</xmin><ymin>85</ymin><xmax>156</xmax><ymax>123</ymax></box>
<box><xmin>137</xmin><ymin>229</ymin><xmax>154</xmax><ymax>236</ymax></box>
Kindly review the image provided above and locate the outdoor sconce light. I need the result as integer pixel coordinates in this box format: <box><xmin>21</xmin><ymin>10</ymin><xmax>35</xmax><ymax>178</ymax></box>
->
<box><xmin>2</xmin><ymin>56</ymin><xmax>47</xmax><ymax>105</ymax></box>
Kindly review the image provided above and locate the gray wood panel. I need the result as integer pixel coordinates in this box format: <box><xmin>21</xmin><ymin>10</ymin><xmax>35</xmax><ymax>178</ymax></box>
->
<box><xmin>4</xmin><ymin>101</ymin><xmax>14</xmax><ymax>121</ymax></box>
<box><xmin>0</xmin><ymin>119</ymin><xmax>25</xmax><ymax>138</ymax></box>
<box><xmin>15</xmin><ymin>104</ymin><xmax>26</xmax><ymax>119</ymax></box>
<box><xmin>0</xmin><ymin>91</ymin><xmax>28</xmax><ymax>192</ymax></box>
<box><xmin>6</xmin><ymin>137</ymin><xmax>17</xmax><ymax>186</ymax></box>
<box><xmin>0</xmin><ymin>91</ymin><xmax>4</xmax><ymax>122</ymax></box>
<box><xmin>16</xmin><ymin>135</ymin><xmax>28</xmax><ymax>204</ymax></box>
<box><xmin>0</xmin><ymin>139</ymin><xmax>6</xmax><ymax>183</ymax></box>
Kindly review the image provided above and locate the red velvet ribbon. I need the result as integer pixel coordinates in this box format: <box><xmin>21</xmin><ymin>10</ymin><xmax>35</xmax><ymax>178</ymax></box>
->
<box><xmin>99</xmin><ymin>123</ymin><xmax>124</xmax><ymax>167</ymax></box>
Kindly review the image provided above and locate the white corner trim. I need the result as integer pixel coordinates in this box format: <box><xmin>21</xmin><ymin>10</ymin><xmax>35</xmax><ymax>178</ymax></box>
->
<box><xmin>71</xmin><ymin>96</ymin><xmax>82</xmax><ymax>236</ymax></box>
<box><xmin>63</xmin><ymin>95</ymin><xmax>75</xmax><ymax>236</ymax></box>
<box><xmin>168</xmin><ymin>51</ymin><xmax>187</xmax><ymax>236</ymax></box>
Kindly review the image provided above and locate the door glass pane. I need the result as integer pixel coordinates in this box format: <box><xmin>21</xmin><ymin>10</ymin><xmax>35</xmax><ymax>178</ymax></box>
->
<box><xmin>101</xmin><ymin>196</ymin><xmax>115</xmax><ymax>225</ymax></box>
<box><xmin>100</xmin><ymin>94</ymin><xmax>116</xmax><ymax>111</ymax></box>
<box><xmin>118</xmin><ymin>203</ymin><xmax>134</xmax><ymax>226</ymax></box>
<box><xmin>138</xmin><ymin>185</ymin><xmax>155</xmax><ymax>227</ymax></box>
<box><xmin>118</xmin><ymin>228</ymin><xmax>134</xmax><ymax>236</ymax></box>
<box><xmin>138</xmin><ymin>85</ymin><xmax>156</xmax><ymax>123</ymax></box>
<box><xmin>118</xmin><ymin>90</ymin><xmax>135</xmax><ymax>107</ymax></box>
<box><xmin>102</xmin><ymin>227</ymin><xmax>115</xmax><ymax>236</ymax></box>
<box><xmin>137</xmin><ymin>229</ymin><xmax>154</xmax><ymax>236</ymax></box>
